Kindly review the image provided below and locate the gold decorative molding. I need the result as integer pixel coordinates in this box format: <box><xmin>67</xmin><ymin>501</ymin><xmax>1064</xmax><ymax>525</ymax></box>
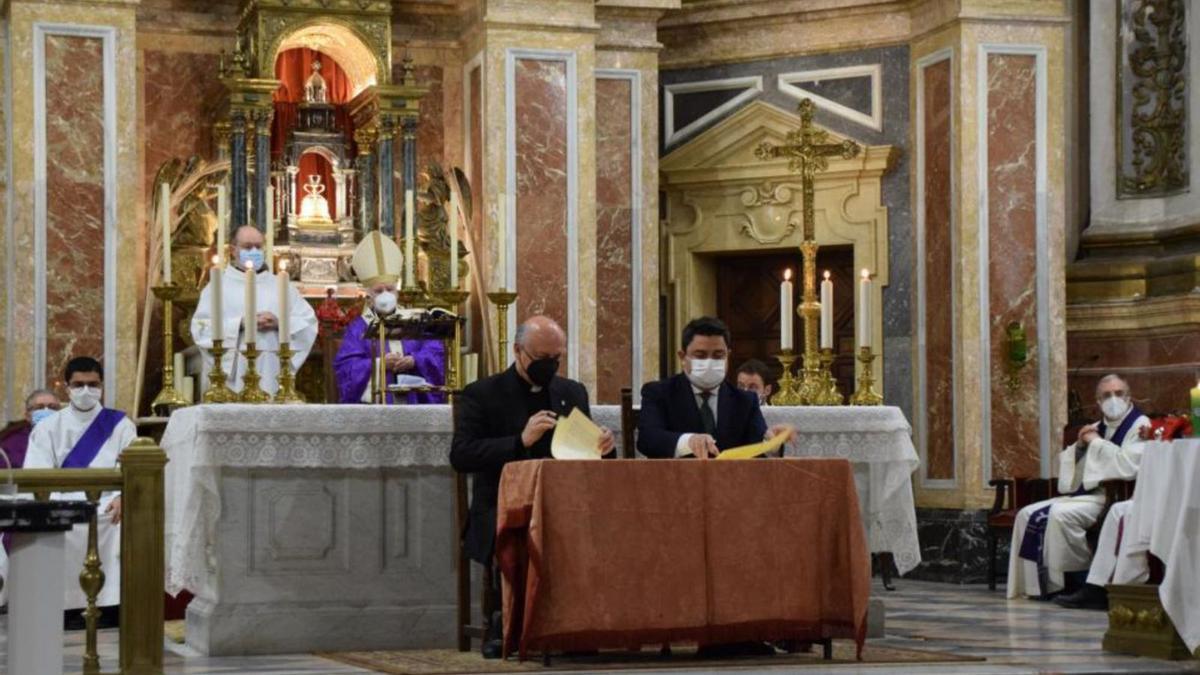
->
<box><xmin>1068</xmin><ymin>252</ymin><xmax>1200</xmax><ymax>304</ymax></box>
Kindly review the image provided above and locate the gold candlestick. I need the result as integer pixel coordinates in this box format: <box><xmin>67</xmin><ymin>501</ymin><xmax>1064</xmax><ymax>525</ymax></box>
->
<box><xmin>487</xmin><ymin>289</ymin><xmax>519</xmax><ymax>372</ymax></box>
<box><xmin>438</xmin><ymin>289</ymin><xmax>470</xmax><ymax>391</ymax></box>
<box><xmin>273</xmin><ymin>342</ymin><xmax>305</xmax><ymax>403</ymax></box>
<box><xmin>238</xmin><ymin>342</ymin><xmax>271</xmax><ymax>403</ymax></box>
<box><xmin>397</xmin><ymin>286</ymin><xmax>429</xmax><ymax>309</ymax></box>
<box><xmin>849</xmin><ymin>346</ymin><xmax>883</xmax><ymax>406</ymax></box>
<box><xmin>772</xmin><ymin>350</ymin><xmax>802</xmax><ymax>405</ymax></box>
<box><xmin>796</xmin><ymin>239</ymin><xmax>824</xmax><ymax>405</ymax></box>
<box><xmin>814</xmin><ymin>347</ymin><xmax>844</xmax><ymax>406</ymax></box>
<box><xmin>202</xmin><ymin>342</ymin><xmax>238</xmax><ymax>403</ymax></box>
<box><xmin>151</xmin><ymin>284</ymin><xmax>189</xmax><ymax>413</ymax></box>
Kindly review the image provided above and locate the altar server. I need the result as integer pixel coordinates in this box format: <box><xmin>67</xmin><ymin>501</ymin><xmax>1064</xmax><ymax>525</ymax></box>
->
<box><xmin>1007</xmin><ymin>374</ymin><xmax>1149</xmax><ymax>600</ymax></box>
<box><xmin>333</xmin><ymin>231</ymin><xmax>446</xmax><ymax>404</ymax></box>
<box><xmin>638</xmin><ymin>316</ymin><xmax>793</xmax><ymax>459</ymax></box>
<box><xmin>191</xmin><ymin>225</ymin><xmax>318</xmax><ymax>395</ymax></box>
<box><xmin>22</xmin><ymin>357</ymin><xmax>136</xmax><ymax>614</ymax></box>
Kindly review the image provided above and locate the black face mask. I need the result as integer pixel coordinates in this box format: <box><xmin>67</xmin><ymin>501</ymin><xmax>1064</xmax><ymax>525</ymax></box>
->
<box><xmin>525</xmin><ymin>356</ymin><xmax>560</xmax><ymax>387</ymax></box>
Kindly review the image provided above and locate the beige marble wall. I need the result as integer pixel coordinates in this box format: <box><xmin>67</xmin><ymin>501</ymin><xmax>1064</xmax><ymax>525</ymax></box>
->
<box><xmin>3</xmin><ymin>0</ymin><xmax>140</xmax><ymax>419</ymax></box>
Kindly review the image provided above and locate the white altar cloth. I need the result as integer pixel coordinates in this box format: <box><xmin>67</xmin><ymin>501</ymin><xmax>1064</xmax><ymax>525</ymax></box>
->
<box><xmin>1119</xmin><ymin>440</ymin><xmax>1200</xmax><ymax>652</ymax></box>
<box><xmin>164</xmin><ymin>403</ymin><xmax>921</xmax><ymax>596</ymax></box>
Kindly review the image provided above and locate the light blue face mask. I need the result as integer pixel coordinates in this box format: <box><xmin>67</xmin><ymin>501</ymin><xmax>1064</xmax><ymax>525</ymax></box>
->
<box><xmin>238</xmin><ymin>248</ymin><xmax>265</xmax><ymax>271</ymax></box>
<box><xmin>30</xmin><ymin>408</ymin><xmax>56</xmax><ymax>426</ymax></box>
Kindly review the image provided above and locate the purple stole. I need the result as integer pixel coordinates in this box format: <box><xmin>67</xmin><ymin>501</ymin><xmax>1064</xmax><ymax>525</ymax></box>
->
<box><xmin>61</xmin><ymin>409</ymin><xmax>125</xmax><ymax>469</ymax></box>
<box><xmin>1018</xmin><ymin>407</ymin><xmax>1143</xmax><ymax>572</ymax></box>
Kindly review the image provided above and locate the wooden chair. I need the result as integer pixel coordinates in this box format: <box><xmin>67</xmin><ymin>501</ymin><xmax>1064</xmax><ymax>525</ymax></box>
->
<box><xmin>619</xmin><ymin>387</ymin><xmax>638</xmax><ymax>459</ymax></box>
<box><xmin>987</xmin><ymin>477</ymin><xmax>1053</xmax><ymax>590</ymax></box>
<box><xmin>454</xmin><ymin>472</ymin><xmax>494</xmax><ymax>651</ymax></box>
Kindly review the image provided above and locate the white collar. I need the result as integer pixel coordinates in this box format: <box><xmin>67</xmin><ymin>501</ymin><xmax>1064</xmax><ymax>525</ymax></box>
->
<box><xmin>67</xmin><ymin>403</ymin><xmax>102</xmax><ymax>423</ymax></box>
<box><xmin>691</xmin><ymin>383</ymin><xmax>718</xmax><ymax>398</ymax></box>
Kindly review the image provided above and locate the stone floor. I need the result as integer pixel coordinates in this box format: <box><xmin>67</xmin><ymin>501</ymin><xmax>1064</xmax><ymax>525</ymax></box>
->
<box><xmin>2</xmin><ymin>580</ymin><xmax>1197</xmax><ymax>674</ymax></box>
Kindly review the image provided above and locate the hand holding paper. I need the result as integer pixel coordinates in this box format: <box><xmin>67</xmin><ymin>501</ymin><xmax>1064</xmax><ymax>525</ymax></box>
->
<box><xmin>716</xmin><ymin>430</ymin><xmax>789</xmax><ymax>461</ymax></box>
<box><xmin>551</xmin><ymin>408</ymin><xmax>604</xmax><ymax>460</ymax></box>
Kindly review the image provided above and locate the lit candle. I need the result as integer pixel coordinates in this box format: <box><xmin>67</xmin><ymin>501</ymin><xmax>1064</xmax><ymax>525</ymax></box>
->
<box><xmin>498</xmin><ymin>193</ymin><xmax>508</xmax><ymax>289</ymax></box>
<box><xmin>265</xmin><ymin>185</ymin><xmax>275</xmax><ymax>272</ymax></box>
<box><xmin>277</xmin><ymin>260</ymin><xmax>290</xmax><ymax>341</ymax></box>
<box><xmin>821</xmin><ymin>271</ymin><xmax>834</xmax><ymax>350</ymax></box>
<box><xmin>160</xmin><ymin>182</ymin><xmax>172</xmax><ymax>283</ymax></box>
<box><xmin>244</xmin><ymin>259</ymin><xmax>257</xmax><ymax>344</ymax></box>
<box><xmin>404</xmin><ymin>189</ymin><xmax>416</xmax><ymax>288</ymax></box>
<box><xmin>216</xmin><ymin>184</ymin><xmax>227</xmax><ymax>264</ymax></box>
<box><xmin>858</xmin><ymin>268</ymin><xmax>872</xmax><ymax>349</ymax></box>
<box><xmin>211</xmin><ymin>255</ymin><xmax>224</xmax><ymax>342</ymax></box>
<box><xmin>780</xmin><ymin>269</ymin><xmax>793</xmax><ymax>351</ymax></box>
<box><xmin>449</xmin><ymin>191</ymin><xmax>459</xmax><ymax>289</ymax></box>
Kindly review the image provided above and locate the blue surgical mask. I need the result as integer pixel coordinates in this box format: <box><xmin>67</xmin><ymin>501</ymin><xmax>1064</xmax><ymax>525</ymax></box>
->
<box><xmin>238</xmin><ymin>248</ymin><xmax>265</xmax><ymax>271</ymax></box>
<box><xmin>30</xmin><ymin>408</ymin><xmax>56</xmax><ymax>426</ymax></box>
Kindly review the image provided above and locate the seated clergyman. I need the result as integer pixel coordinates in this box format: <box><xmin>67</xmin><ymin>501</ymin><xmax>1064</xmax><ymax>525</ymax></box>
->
<box><xmin>637</xmin><ymin>316</ymin><xmax>792</xmax><ymax>459</ymax></box>
<box><xmin>450</xmin><ymin>315</ymin><xmax>615</xmax><ymax>658</ymax></box>
<box><xmin>1007</xmin><ymin>374</ymin><xmax>1149</xmax><ymax>600</ymax></box>
<box><xmin>333</xmin><ymin>232</ymin><xmax>445</xmax><ymax>404</ymax></box>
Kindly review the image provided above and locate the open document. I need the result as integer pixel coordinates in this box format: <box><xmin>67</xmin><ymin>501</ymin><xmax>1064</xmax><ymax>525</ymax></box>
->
<box><xmin>716</xmin><ymin>431</ymin><xmax>788</xmax><ymax>460</ymax></box>
<box><xmin>550</xmin><ymin>408</ymin><xmax>604</xmax><ymax>460</ymax></box>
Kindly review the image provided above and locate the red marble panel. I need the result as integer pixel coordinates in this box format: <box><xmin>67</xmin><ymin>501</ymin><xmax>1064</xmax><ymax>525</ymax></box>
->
<box><xmin>922</xmin><ymin>59</ymin><xmax>954</xmax><ymax>481</ymax></box>
<box><xmin>143</xmin><ymin>50</ymin><xmax>223</xmax><ymax>205</ymax></box>
<box><xmin>514</xmin><ymin>59</ymin><xmax>569</xmax><ymax>373</ymax></box>
<box><xmin>987</xmin><ymin>54</ymin><xmax>1040</xmax><ymax>479</ymax></box>
<box><xmin>595</xmin><ymin>78</ymin><xmax>634</xmax><ymax>404</ymax></box>
<box><xmin>44</xmin><ymin>35</ymin><xmax>106</xmax><ymax>388</ymax></box>
<box><xmin>1068</xmin><ymin>328</ymin><xmax>1200</xmax><ymax>420</ymax></box>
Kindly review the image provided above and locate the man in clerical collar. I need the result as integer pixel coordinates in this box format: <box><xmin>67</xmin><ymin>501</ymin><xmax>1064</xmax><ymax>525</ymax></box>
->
<box><xmin>23</xmin><ymin>357</ymin><xmax>137</xmax><ymax>626</ymax></box>
<box><xmin>190</xmin><ymin>225</ymin><xmax>318</xmax><ymax>396</ymax></box>
<box><xmin>333</xmin><ymin>231</ymin><xmax>445</xmax><ymax>404</ymax></box>
<box><xmin>1007</xmin><ymin>374</ymin><xmax>1149</xmax><ymax>601</ymax></box>
<box><xmin>450</xmin><ymin>315</ymin><xmax>614</xmax><ymax>658</ymax></box>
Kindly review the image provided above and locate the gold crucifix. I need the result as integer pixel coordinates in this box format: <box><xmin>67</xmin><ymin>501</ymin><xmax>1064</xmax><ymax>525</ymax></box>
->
<box><xmin>754</xmin><ymin>99</ymin><xmax>860</xmax><ymax>405</ymax></box>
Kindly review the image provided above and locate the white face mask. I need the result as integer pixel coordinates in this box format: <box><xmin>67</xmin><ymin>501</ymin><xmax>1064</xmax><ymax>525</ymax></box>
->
<box><xmin>1101</xmin><ymin>396</ymin><xmax>1129</xmax><ymax>421</ymax></box>
<box><xmin>373</xmin><ymin>291</ymin><xmax>398</xmax><ymax>315</ymax></box>
<box><xmin>68</xmin><ymin>386</ymin><xmax>102</xmax><ymax>411</ymax></box>
<box><xmin>685</xmin><ymin>358</ymin><xmax>726</xmax><ymax>391</ymax></box>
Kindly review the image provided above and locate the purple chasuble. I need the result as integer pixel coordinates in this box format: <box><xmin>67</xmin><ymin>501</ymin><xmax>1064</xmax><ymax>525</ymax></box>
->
<box><xmin>0</xmin><ymin>424</ymin><xmax>31</xmax><ymax>470</ymax></box>
<box><xmin>332</xmin><ymin>316</ymin><xmax>446</xmax><ymax>404</ymax></box>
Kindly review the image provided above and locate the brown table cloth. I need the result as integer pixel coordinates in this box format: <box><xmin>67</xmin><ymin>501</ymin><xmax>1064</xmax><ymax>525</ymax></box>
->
<box><xmin>496</xmin><ymin>458</ymin><xmax>870</xmax><ymax>659</ymax></box>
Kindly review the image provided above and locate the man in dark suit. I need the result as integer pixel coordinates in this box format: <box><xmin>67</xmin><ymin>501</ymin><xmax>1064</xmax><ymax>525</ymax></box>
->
<box><xmin>451</xmin><ymin>315</ymin><xmax>614</xmax><ymax>658</ymax></box>
<box><xmin>639</xmin><ymin>316</ymin><xmax>792</xmax><ymax>459</ymax></box>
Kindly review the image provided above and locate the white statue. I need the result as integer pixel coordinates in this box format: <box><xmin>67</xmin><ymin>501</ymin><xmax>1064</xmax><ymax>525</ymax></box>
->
<box><xmin>297</xmin><ymin>174</ymin><xmax>334</xmax><ymax>228</ymax></box>
<box><xmin>304</xmin><ymin>60</ymin><xmax>328</xmax><ymax>104</ymax></box>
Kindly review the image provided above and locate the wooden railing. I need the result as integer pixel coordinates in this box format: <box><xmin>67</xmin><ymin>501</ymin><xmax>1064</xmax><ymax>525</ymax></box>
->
<box><xmin>10</xmin><ymin>437</ymin><xmax>166</xmax><ymax>675</ymax></box>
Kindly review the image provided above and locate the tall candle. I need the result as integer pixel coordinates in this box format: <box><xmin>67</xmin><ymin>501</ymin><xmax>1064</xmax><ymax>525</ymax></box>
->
<box><xmin>449</xmin><ymin>191</ymin><xmax>459</xmax><ymax>288</ymax></box>
<box><xmin>820</xmin><ymin>270</ymin><xmax>834</xmax><ymax>350</ymax></box>
<box><xmin>216</xmin><ymin>185</ymin><xmax>227</xmax><ymax>263</ymax></box>
<box><xmin>174</xmin><ymin>352</ymin><xmax>185</xmax><ymax>380</ymax></box>
<box><xmin>277</xmin><ymin>260</ymin><xmax>290</xmax><ymax>341</ymax></box>
<box><xmin>498</xmin><ymin>193</ymin><xmax>508</xmax><ymax>289</ymax></box>
<box><xmin>265</xmin><ymin>185</ymin><xmax>275</xmax><ymax>272</ymax></box>
<box><xmin>780</xmin><ymin>269</ymin><xmax>793</xmax><ymax>351</ymax></box>
<box><xmin>160</xmin><ymin>182</ymin><xmax>172</xmax><ymax>283</ymax></box>
<box><xmin>211</xmin><ymin>255</ymin><xmax>224</xmax><ymax>342</ymax></box>
<box><xmin>244</xmin><ymin>259</ymin><xmax>257</xmax><ymax>344</ymax></box>
<box><xmin>404</xmin><ymin>189</ymin><xmax>416</xmax><ymax>288</ymax></box>
<box><xmin>857</xmin><ymin>269</ymin><xmax>872</xmax><ymax>349</ymax></box>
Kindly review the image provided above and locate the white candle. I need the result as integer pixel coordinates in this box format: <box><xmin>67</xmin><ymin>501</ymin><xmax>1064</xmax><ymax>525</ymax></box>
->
<box><xmin>211</xmin><ymin>255</ymin><xmax>224</xmax><ymax>343</ymax></box>
<box><xmin>160</xmin><ymin>182</ymin><xmax>172</xmax><ymax>283</ymax></box>
<box><xmin>404</xmin><ymin>189</ymin><xmax>416</xmax><ymax>288</ymax></box>
<box><xmin>821</xmin><ymin>270</ymin><xmax>834</xmax><ymax>350</ymax></box>
<box><xmin>449</xmin><ymin>191</ymin><xmax>459</xmax><ymax>288</ymax></box>
<box><xmin>498</xmin><ymin>193</ymin><xmax>508</xmax><ymax>289</ymax></box>
<box><xmin>244</xmin><ymin>260</ymin><xmax>257</xmax><ymax>344</ymax></box>
<box><xmin>174</xmin><ymin>352</ymin><xmax>185</xmax><ymax>380</ymax></box>
<box><xmin>277</xmin><ymin>260</ymin><xmax>290</xmax><ymax>340</ymax></box>
<box><xmin>216</xmin><ymin>185</ymin><xmax>227</xmax><ymax>264</ymax></box>
<box><xmin>780</xmin><ymin>269</ymin><xmax>793</xmax><ymax>351</ymax></box>
<box><xmin>265</xmin><ymin>185</ymin><xmax>275</xmax><ymax>272</ymax></box>
<box><xmin>858</xmin><ymin>268</ymin><xmax>872</xmax><ymax>349</ymax></box>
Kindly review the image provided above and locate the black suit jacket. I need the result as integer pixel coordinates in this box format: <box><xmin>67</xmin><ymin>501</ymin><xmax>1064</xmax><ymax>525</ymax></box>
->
<box><xmin>450</xmin><ymin>365</ymin><xmax>591</xmax><ymax>564</ymax></box>
<box><xmin>637</xmin><ymin>373</ymin><xmax>768</xmax><ymax>459</ymax></box>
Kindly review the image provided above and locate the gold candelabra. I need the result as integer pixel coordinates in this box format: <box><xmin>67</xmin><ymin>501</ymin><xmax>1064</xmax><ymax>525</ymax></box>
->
<box><xmin>438</xmin><ymin>289</ymin><xmax>470</xmax><ymax>391</ymax></box>
<box><xmin>202</xmin><ymin>342</ymin><xmax>238</xmax><ymax>403</ymax></box>
<box><xmin>238</xmin><ymin>342</ymin><xmax>271</xmax><ymax>403</ymax></box>
<box><xmin>151</xmin><ymin>284</ymin><xmax>188</xmax><ymax>413</ymax></box>
<box><xmin>814</xmin><ymin>347</ymin><xmax>843</xmax><ymax>405</ymax></box>
<box><xmin>849</xmin><ymin>346</ymin><xmax>883</xmax><ymax>406</ymax></box>
<box><xmin>773</xmin><ymin>350</ymin><xmax>802</xmax><ymax>405</ymax></box>
<box><xmin>273</xmin><ymin>342</ymin><xmax>305</xmax><ymax>403</ymax></box>
<box><xmin>796</xmin><ymin>240</ymin><xmax>825</xmax><ymax>404</ymax></box>
<box><xmin>487</xmin><ymin>289</ymin><xmax>519</xmax><ymax>372</ymax></box>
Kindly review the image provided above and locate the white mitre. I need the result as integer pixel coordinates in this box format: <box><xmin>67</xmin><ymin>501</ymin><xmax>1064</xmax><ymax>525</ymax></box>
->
<box><xmin>351</xmin><ymin>230</ymin><xmax>403</xmax><ymax>286</ymax></box>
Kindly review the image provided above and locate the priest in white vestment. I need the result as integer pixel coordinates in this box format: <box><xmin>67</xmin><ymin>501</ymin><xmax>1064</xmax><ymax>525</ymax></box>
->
<box><xmin>1052</xmin><ymin>499</ymin><xmax>1147</xmax><ymax>609</ymax></box>
<box><xmin>191</xmin><ymin>225</ymin><xmax>318</xmax><ymax>395</ymax></box>
<box><xmin>20</xmin><ymin>357</ymin><xmax>136</xmax><ymax>611</ymax></box>
<box><xmin>1007</xmin><ymin>374</ymin><xmax>1149</xmax><ymax>599</ymax></box>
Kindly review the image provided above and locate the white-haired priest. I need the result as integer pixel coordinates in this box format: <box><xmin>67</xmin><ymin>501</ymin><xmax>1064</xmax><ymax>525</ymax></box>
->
<box><xmin>191</xmin><ymin>225</ymin><xmax>318</xmax><ymax>395</ymax></box>
<box><xmin>1007</xmin><ymin>374</ymin><xmax>1149</xmax><ymax>599</ymax></box>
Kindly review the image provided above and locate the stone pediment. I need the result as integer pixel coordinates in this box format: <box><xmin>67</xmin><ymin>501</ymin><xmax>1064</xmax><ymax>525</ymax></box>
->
<box><xmin>660</xmin><ymin>100</ymin><xmax>894</xmax><ymax>187</ymax></box>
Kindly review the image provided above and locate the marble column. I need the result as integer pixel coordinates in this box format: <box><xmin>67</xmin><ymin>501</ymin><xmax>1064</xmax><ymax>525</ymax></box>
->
<box><xmin>402</xmin><ymin>116</ymin><xmax>418</xmax><ymax>241</ymax></box>
<box><xmin>333</xmin><ymin>169</ymin><xmax>345</xmax><ymax>222</ymax></box>
<box><xmin>377</xmin><ymin>119</ymin><xmax>396</xmax><ymax>237</ymax></box>
<box><xmin>356</xmin><ymin>129</ymin><xmax>376</xmax><ymax>234</ymax></box>
<box><xmin>253</xmin><ymin>110</ymin><xmax>271</xmax><ymax>231</ymax></box>
<box><xmin>286</xmin><ymin>165</ymin><xmax>300</xmax><ymax>224</ymax></box>
<box><xmin>229</xmin><ymin>112</ymin><xmax>249</xmax><ymax>229</ymax></box>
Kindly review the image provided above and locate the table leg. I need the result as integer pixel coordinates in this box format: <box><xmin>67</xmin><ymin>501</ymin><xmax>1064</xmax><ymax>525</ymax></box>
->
<box><xmin>9</xmin><ymin>531</ymin><xmax>67</xmax><ymax>675</ymax></box>
<box><xmin>821</xmin><ymin>638</ymin><xmax>833</xmax><ymax>660</ymax></box>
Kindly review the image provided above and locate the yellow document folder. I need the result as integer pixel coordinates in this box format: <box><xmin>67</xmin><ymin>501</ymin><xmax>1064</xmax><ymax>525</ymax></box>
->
<box><xmin>550</xmin><ymin>408</ymin><xmax>603</xmax><ymax>460</ymax></box>
<box><xmin>715</xmin><ymin>431</ymin><xmax>788</xmax><ymax>460</ymax></box>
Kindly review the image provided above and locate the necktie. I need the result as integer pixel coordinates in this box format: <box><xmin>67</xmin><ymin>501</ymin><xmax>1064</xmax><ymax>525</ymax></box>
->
<box><xmin>699</xmin><ymin>391</ymin><xmax>716</xmax><ymax>436</ymax></box>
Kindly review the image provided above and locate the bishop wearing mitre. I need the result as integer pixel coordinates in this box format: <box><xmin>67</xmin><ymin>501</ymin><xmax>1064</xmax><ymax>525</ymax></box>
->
<box><xmin>191</xmin><ymin>225</ymin><xmax>318</xmax><ymax>395</ymax></box>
